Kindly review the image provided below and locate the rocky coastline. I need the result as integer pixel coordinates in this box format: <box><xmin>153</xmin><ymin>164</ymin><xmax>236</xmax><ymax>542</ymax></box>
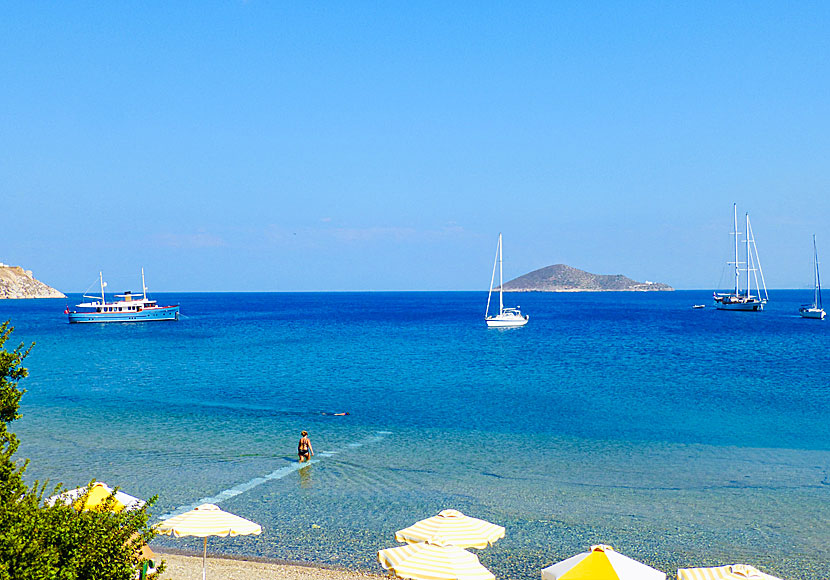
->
<box><xmin>0</xmin><ymin>264</ymin><xmax>65</xmax><ymax>299</ymax></box>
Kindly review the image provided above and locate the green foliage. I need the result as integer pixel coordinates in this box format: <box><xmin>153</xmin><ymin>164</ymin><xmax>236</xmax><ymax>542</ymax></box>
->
<box><xmin>0</xmin><ymin>321</ymin><xmax>164</xmax><ymax>580</ymax></box>
<box><xmin>0</xmin><ymin>322</ymin><xmax>30</xmax><ymax>427</ymax></box>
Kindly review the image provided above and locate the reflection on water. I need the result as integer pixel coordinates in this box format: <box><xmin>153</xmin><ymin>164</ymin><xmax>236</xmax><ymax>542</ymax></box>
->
<box><xmin>298</xmin><ymin>463</ymin><xmax>313</xmax><ymax>489</ymax></box>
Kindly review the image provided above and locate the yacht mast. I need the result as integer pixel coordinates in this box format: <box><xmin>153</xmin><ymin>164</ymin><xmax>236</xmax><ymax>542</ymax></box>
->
<box><xmin>746</xmin><ymin>215</ymin><xmax>768</xmax><ymax>302</ymax></box>
<box><xmin>814</xmin><ymin>235</ymin><xmax>822</xmax><ymax>309</ymax></box>
<box><xmin>141</xmin><ymin>267</ymin><xmax>148</xmax><ymax>301</ymax></box>
<box><xmin>745</xmin><ymin>212</ymin><xmax>752</xmax><ymax>299</ymax></box>
<box><xmin>485</xmin><ymin>235</ymin><xmax>499</xmax><ymax>318</ymax></box>
<box><xmin>731</xmin><ymin>203</ymin><xmax>740</xmax><ymax>296</ymax></box>
<box><xmin>498</xmin><ymin>234</ymin><xmax>504</xmax><ymax>314</ymax></box>
<box><xmin>99</xmin><ymin>272</ymin><xmax>105</xmax><ymax>304</ymax></box>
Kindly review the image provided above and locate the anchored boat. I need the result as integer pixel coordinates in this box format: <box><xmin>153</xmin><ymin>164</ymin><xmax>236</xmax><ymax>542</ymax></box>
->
<box><xmin>67</xmin><ymin>269</ymin><xmax>179</xmax><ymax>323</ymax></box>
<box><xmin>485</xmin><ymin>233</ymin><xmax>528</xmax><ymax>328</ymax></box>
<box><xmin>799</xmin><ymin>235</ymin><xmax>825</xmax><ymax>320</ymax></box>
<box><xmin>713</xmin><ymin>204</ymin><xmax>768</xmax><ymax>311</ymax></box>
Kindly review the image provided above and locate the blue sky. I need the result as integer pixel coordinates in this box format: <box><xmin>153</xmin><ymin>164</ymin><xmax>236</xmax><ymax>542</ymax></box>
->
<box><xmin>2</xmin><ymin>2</ymin><xmax>830</xmax><ymax>291</ymax></box>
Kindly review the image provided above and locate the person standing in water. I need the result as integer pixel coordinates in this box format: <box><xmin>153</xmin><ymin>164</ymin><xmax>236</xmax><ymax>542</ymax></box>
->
<box><xmin>298</xmin><ymin>430</ymin><xmax>314</xmax><ymax>463</ymax></box>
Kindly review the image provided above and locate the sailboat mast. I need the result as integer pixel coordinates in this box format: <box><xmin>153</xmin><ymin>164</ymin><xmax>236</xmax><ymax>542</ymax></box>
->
<box><xmin>486</xmin><ymin>236</ymin><xmax>499</xmax><ymax>318</ymax></box>
<box><xmin>141</xmin><ymin>268</ymin><xmax>147</xmax><ymax>301</ymax></box>
<box><xmin>732</xmin><ymin>203</ymin><xmax>740</xmax><ymax>296</ymax></box>
<box><xmin>99</xmin><ymin>271</ymin><xmax>105</xmax><ymax>304</ymax></box>
<box><xmin>814</xmin><ymin>235</ymin><xmax>822</xmax><ymax>309</ymax></box>
<box><xmin>498</xmin><ymin>234</ymin><xmax>504</xmax><ymax>314</ymax></box>
<box><xmin>745</xmin><ymin>212</ymin><xmax>752</xmax><ymax>299</ymax></box>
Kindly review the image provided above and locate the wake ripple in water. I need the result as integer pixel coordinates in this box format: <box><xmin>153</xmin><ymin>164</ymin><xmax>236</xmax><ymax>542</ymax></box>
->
<box><xmin>158</xmin><ymin>431</ymin><xmax>392</xmax><ymax>519</ymax></box>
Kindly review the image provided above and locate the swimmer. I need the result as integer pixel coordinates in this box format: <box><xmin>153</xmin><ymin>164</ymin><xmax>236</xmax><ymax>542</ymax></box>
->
<box><xmin>298</xmin><ymin>430</ymin><xmax>314</xmax><ymax>463</ymax></box>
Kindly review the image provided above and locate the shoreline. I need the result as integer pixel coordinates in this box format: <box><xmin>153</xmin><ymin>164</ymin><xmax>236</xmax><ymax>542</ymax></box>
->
<box><xmin>155</xmin><ymin>550</ymin><xmax>386</xmax><ymax>580</ymax></box>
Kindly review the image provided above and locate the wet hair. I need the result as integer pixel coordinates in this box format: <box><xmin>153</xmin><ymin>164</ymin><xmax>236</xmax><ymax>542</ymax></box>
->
<box><xmin>301</xmin><ymin>431</ymin><xmax>308</xmax><ymax>436</ymax></box>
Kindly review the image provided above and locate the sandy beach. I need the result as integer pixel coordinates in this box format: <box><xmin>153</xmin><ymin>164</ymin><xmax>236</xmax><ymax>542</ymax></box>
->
<box><xmin>156</xmin><ymin>551</ymin><xmax>387</xmax><ymax>580</ymax></box>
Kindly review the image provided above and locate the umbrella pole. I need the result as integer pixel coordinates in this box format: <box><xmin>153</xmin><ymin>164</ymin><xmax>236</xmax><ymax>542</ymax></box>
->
<box><xmin>202</xmin><ymin>537</ymin><xmax>207</xmax><ymax>580</ymax></box>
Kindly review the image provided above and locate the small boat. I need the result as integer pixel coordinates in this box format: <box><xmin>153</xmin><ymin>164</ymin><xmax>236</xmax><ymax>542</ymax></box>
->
<box><xmin>485</xmin><ymin>233</ymin><xmax>528</xmax><ymax>327</ymax></box>
<box><xmin>713</xmin><ymin>203</ymin><xmax>768</xmax><ymax>311</ymax></box>
<box><xmin>67</xmin><ymin>269</ymin><xmax>179</xmax><ymax>323</ymax></box>
<box><xmin>799</xmin><ymin>234</ymin><xmax>825</xmax><ymax>320</ymax></box>
<box><xmin>692</xmin><ymin>304</ymin><xmax>706</xmax><ymax>309</ymax></box>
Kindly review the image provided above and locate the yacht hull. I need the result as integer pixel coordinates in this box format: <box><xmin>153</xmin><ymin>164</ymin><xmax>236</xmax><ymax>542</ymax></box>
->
<box><xmin>485</xmin><ymin>315</ymin><xmax>529</xmax><ymax>327</ymax></box>
<box><xmin>714</xmin><ymin>301</ymin><xmax>764</xmax><ymax>311</ymax></box>
<box><xmin>799</xmin><ymin>307</ymin><xmax>825</xmax><ymax>319</ymax></box>
<box><xmin>714</xmin><ymin>296</ymin><xmax>764</xmax><ymax>311</ymax></box>
<box><xmin>68</xmin><ymin>306</ymin><xmax>179</xmax><ymax>323</ymax></box>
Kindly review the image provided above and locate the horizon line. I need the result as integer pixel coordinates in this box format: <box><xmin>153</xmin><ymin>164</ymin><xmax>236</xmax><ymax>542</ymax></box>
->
<box><xmin>52</xmin><ymin>288</ymin><xmax>815</xmax><ymax>294</ymax></box>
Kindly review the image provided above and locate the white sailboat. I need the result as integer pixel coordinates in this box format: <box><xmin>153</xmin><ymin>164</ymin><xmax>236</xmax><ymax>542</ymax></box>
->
<box><xmin>485</xmin><ymin>233</ymin><xmax>528</xmax><ymax>327</ymax></box>
<box><xmin>713</xmin><ymin>203</ymin><xmax>768</xmax><ymax>311</ymax></box>
<box><xmin>799</xmin><ymin>234</ymin><xmax>825</xmax><ymax>319</ymax></box>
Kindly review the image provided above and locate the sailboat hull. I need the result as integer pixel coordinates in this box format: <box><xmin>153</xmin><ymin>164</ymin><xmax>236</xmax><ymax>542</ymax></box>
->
<box><xmin>714</xmin><ymin>299</ymin><xmax>764</xmax><ymax>311</ymax></box>
<box><xmin>485</xmin><ymin>314</ymin><xmax>529</xmax><ymax>327</ymax></box>
<box><xmin>799</xmin><ymin>307</ymin><xmax>825</xmax><ymax>319</ymax></box>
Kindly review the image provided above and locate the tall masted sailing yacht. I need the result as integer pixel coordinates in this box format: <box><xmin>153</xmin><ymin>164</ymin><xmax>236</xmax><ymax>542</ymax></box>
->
<box><xmin>799</xmin><ymin>234</ymin><xmax>825</xmax><ymax>319</ymax></box>
<box><xmin>485</xmin><ymin>233</ymin><xmax>528</xmax><ymax>327</ymax></box>
<box><xmin>713</xmin><ymin>204</ymin><xmax>768</xmax><ymax>311</ymax></box>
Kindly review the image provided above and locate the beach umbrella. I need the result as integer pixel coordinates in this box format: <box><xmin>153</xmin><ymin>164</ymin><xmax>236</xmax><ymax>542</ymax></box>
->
<box><xmin>395</xmin><ymin>509</ymin><xmax>505</xmax><ymax>549</ymax></box>
<box><xmin>378</xmin><ymin>537</ymin><xmax>496</xmax><ymax>580</ymax></box>
<box><xmin>49</xmin><ymin>483</ymin><xmax>155</xmax><ymax>574</ymax></box>
<box><xmin>156</xmin><ymin>503</ymin><xmax>262</xmax><ymax>580</ymax></box>
<box><xmin>541</xmin><ymin>544</ymin><xmax>666</xmax><ymax>580</ymax></box>
<box><xmin>678</xmin><ymin>565</ymin><xmax>784</xmax><ymax>580</ymax></box>
<box><xmin>47</xmin><ymin>481</ymin><xmax>145</xmax><ymax>512</ymax></box>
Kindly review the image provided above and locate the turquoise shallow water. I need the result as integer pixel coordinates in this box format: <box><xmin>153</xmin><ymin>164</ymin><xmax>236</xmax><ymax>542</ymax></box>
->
<box><xmin>2</xmin><ymin>292</ymin><xmax>829</xmax><ymax>579</ymax></box>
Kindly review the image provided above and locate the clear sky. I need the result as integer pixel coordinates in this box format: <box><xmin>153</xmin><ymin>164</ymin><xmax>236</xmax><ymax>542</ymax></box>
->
<box><xmin>3</xmin><ymin>2</ymin><xmax>830</xmax><ymax>291</ymax></box>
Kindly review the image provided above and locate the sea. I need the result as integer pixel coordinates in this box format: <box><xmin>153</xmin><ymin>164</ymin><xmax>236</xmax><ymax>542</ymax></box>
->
<box><xmin>1</xmin><ymin>291</ymin><xmax>828</xmax><ymax>580</ymax></box>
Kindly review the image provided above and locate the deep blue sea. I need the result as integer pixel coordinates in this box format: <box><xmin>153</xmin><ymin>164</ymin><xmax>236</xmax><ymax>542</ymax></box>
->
<box><xmin>2</xmin><ymin>292</ymin><xmax>828</xmax><ymax>579</ymax></box>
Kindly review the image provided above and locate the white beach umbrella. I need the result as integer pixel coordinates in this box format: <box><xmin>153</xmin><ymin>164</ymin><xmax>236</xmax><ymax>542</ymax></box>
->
<box><xmin>541</xmin><ymin>544</ymin><xmax>666</xmax><ymax>580</ymax></box>
<box><xmin>678</xmin><ymin>564</ymin><xmax>784</xmax><ymax>580</ymax></box>
<box><xmin>378</xmin><ymin>537</ymin><xmax>496</xmax><ymax>580</ymax></box>
<box><xmin>395</xmin><ymin>509</ymin><xmax>505</xmax><ymax>549</ymax></box>
<box><xmin>47</xmin><ymin>481</ymin><xmax>145</xmax><ymax>512</ymax></box>
<box><xmin>156</xmin><ymin>503</ymin><xmax>262</xmax><ymax>580</ymax></box>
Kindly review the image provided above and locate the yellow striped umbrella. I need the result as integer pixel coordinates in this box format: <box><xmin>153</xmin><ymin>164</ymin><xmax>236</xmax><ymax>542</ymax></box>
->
<box><xmin>541</xmin><ymin>544</ymin><xmax>666</xmax><ymax>580</ymax></box>
<box><xmin>378</xmin><ymin>538</ymin><xmax>496</xmax><ymax>580</ymax></box>
<box><xmin>395</xmin><ymin>509</ymin><xmax>505</xmax><ymax>549</ymax></box>
<box><xmin>156</xmin><ymin>504</ymin><xmax>262</xmax><ymax>580</ymax></box>
<box><xmin>678</xmin><ymin>565</ymin><xmax>784</xmax><ymax>580</ymax></box>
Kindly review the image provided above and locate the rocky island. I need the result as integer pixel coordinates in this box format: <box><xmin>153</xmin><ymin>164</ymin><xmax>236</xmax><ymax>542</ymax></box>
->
<box><xmin>0</xmin><ymin>263</ymin><xmax>65</xmax><ymax>299</ymax></box>
<box><xmin>502</xmin><ymin>264</ymin><xmax>673</xmax><ymax>292</ymax></box>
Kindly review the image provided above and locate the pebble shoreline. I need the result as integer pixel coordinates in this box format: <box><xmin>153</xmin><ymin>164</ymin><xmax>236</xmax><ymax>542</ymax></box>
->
<box><xmin>154</xmin><ymin>547</ymin><xmax>823</xmax><ymax>580</ymax></box>
<box><xmin>156</xmin><ymin>552</ymin><xmax>386</xmax><ymax>580</ymax></box>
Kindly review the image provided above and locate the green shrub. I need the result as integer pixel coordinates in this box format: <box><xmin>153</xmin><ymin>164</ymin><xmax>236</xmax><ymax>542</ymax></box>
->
<box><xmin>0</xmin><ymin>321</ymin><xmax>164</xmax><ymax>580</ymax></box>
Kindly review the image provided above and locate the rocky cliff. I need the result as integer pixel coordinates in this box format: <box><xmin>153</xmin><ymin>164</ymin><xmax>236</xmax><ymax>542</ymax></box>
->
<box><xmin>0</xmin><ymin>264</ymin><xmax>65</xmax><ymax>299</ymax></box>
<box><xmin>502</xmin><ymin>264</ymin><xmax>673</xmax><ymax>292</ymax></box>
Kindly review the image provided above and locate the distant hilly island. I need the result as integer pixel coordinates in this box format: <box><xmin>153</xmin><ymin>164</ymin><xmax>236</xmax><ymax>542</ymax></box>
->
<box><xmin>502</xmin><ymin>264</ymin><xmax>673</xmax><ymax>292</ymax></box>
